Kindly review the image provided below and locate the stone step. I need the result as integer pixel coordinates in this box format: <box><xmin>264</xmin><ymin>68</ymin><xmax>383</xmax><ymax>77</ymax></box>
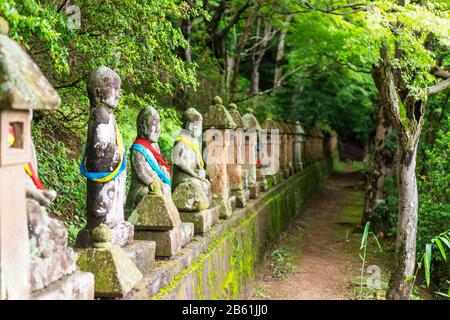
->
<box><xmin>134</xmin><ymin>222</ymin><xmax>194</xmax><ymax>257</ymax></box>
<box><xmin>179</xmin><ymin>205</ymin><xmax>220</xmax><ymax>235</ymax></box>
<box><xmin>124</xmin><ymin>240</ymin><xmax>156</xmax><ymax>274</ymax></box>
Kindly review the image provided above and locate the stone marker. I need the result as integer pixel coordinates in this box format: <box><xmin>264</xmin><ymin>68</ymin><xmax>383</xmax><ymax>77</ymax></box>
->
<box><xmin>203</xmin><ymin>96</ymin><xmax>237</xmax><ymax>218</ymax></box>
<box><xmin>226</xmin><ymin>103</ymin><xmax>249</xmax><ymax>208</ymax></box>
<box><xmin>76</xmin><ymin>66</ymin><xmax>133</xmax><ymax>248</ymax></box>
<box><xmin>0</xmin><ymin>18</ymin><xmax>94</xmax><ymax>300</ymax></box>
<box><xmin>126</xmin><ymin>106</ymin><xmax>193</xmax><ymax>257</ymax></box>
<box><xmin>172</xmin><ymin>108</ymin><xmax>219</xmax><ymax>234</ymax></box>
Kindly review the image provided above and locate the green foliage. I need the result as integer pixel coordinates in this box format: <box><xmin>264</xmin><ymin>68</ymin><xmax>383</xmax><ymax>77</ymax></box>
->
<box><xmin>32</xmin><ymin>120</ymin><xmax>86</xmax><ymax>246</ymax></box>
<box><xmin>416</xmin><ymin>112</ymin><xmax>450</xmax><ymax>287</ymax></box>
<box><xmin>359</xmin><ymin>222</ymin><xmax>382</xmax><ymax>299</ymax></box>
<box><xmin>270</xmin><ymin>246</ymin><xmax>294</xmax><ymax>278</ymax></box>
<box><xmin>0</xmin><ymin>0</ymin><xmax>72</xmax><ymax>73</ymax></box>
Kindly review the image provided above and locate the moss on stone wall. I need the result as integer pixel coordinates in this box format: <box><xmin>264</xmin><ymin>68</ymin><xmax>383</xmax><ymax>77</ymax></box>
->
<box><xmin>153</xmin><ymin>154</ymin><xmax>337</xmax><ymax>300</ymax></box>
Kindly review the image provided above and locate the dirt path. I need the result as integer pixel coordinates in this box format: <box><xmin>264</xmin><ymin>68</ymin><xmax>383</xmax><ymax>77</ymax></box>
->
<box><xmin>248</xmin><ymin>164</ymin><xmax>369</xmax><ymax>300</ymax></box>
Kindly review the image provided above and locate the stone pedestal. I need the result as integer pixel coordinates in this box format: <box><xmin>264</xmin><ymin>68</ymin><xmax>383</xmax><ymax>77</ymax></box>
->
<box><xmin>135</xmin><ymin>222</ymin><xmax>194</xmax><ymax>257</ymax></box>
<box><xmin>130</xmin><ymin>192</ymin><xmax>193</xmax><ymax>258</ymax></box>
<box><xmin>179</xmin><ymin>206</ymin><xmax>220</xmax><ymax>235</ymax></box>
<box><xmin>76</xmin><ymin>225</ymin><xmax>143</xmax><ymax>298</ymax></box>
<box><xmin>124</xmin><ymin>240</ymin><xmax>156</xmax><ymax>273</ymax></box>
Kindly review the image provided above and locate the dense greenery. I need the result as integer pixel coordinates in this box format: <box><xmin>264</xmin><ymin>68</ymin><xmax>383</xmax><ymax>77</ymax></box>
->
<box><xmin>1</xmin><ymin>0</ymin><xmax>448</xmax><ymax>298</ymax></box>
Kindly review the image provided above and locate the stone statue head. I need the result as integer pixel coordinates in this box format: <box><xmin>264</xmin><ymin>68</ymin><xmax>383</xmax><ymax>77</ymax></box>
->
<box><xmin>87</xmin><ymin>66</ymin><xmax>121</xmax><ymax>108</ymax></box>
<box><xmin>137</xmin><ymin>106</ymin><xmax>160</xmax><ymax>142</ymax></box>
<box><xmin>182</xmin><ymin>108</ymin><xmax>203</xmax><ymax>138</ymax></box>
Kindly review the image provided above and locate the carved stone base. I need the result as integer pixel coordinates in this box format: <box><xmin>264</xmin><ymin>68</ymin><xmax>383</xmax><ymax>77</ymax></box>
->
<box><xmin>231</xmin><ymin>189</ymin><xmax>250</xmax><ymax>208</ymax></box>
<box><xmin>31</xmin><ymin>271</ymin><xmax>94</xmax><ymax>300</ymax></box>
<box><xmin>134</xmin><ymin>222</ymin><xmax>194</xmax><ymax>257</ymax></box>
<box><xmin>76</xmin><ymin>220</ymin><xmax>134</xmax><ymax>249</ymax></box>
<box><xmin>212</xmin><ymin>195</ymin><xmax>232</xmax><ymax>219</ymax></box>
<box><xmin>179</xmin><ymin>206</ymin><xmax>220</xmax><ymax>235</ymax></box>
<box><xmin>124</xmin><ymin>240</ymin><xmax>156</xmax><ymax>274</ymax></box>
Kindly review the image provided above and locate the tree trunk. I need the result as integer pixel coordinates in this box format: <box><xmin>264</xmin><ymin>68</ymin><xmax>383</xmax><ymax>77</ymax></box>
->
<box><xmin>250</xmin><ymin>18</ymin><xmax>272</xmax><ymax>96</ymax></box>
<box><xmin>274</xmin><ymin>15</ymin><xmax>291</xmax><ymax>87</ymax></box>
<box><xmin>387</xmin><ymin>142</ymin><xmax>419</xmax><ymax>300</ymax></box>
<box><xmin>229</xmin><ymin>3</ymin><xmax>260</xmax><ymax>99</ymax></box>
<box><xmin>361</xmin><ymin>105</ymin><xmax>393</xmax><ymax>229</ymax></box>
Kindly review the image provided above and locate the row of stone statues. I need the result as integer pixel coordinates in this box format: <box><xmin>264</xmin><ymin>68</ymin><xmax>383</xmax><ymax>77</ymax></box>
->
<box><xmin>71</xmin><ymin>66</ymin><xmax>330</xmax><ymax>298</ymax></box>
<box><xmin>0</xmin><ymin>16</ymin><xmax>331</xmax><ymax>299</ymax></box>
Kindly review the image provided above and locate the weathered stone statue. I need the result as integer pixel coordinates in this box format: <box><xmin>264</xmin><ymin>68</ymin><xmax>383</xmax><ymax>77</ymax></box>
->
<box><xmin>125</xmin><ymin>106</ymin><xmax>173</xmax><ymax>213</ymax></box>
<box><xmin>294</xmin><ymin>121</ymin><xmax>305</xmax><ymax>171</ymax></box>
<box><xmin>227</xmin><ymin>103</ymin><xmax>249</xmax><ymax>208</ymax></box>
<box><xmin>0</xmin><ymin>18</ymin><xmax>94</xmax><ymax>299</ymax></box>
<box><xmin>260</xmin><ymin>118</ymin><xmax>282</xmax><ymax>186</ymax></box>
<box><xmin>171</xmin><ymin>108</ymin><xmax>219</xmax><ymax>234</ymax></box>
<box><xmin>76</xmin><ymin>66</ymin><xmax>133</xmax><ymax>249</ymax></box>
<box><xmin>126</xmin><ymin>106</ymin><xmax>194</xmax><ymax>257</ymax></box>
<box><xmin>242</xmin><ymin>108</ymin><xmax>267</xmax><ymax>198</ymax></box>
<box><xmin>203</xmin><ymin>96</ymin><xmax>237</xmax><ymax>218</ymax></box>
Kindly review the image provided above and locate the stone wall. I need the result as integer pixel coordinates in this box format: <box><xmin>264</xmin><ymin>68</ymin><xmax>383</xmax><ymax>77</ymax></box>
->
<box><xmin>124</xmin><ymin>152</ymin><xmax>337</xmax><ymax>300</ymax></box>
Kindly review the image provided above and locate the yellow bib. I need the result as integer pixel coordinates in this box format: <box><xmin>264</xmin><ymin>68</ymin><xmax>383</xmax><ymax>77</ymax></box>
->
<box><xmin>176</xmin><ymin>135</ymin><xmax>204</xmax><ymax>168</ymax></box>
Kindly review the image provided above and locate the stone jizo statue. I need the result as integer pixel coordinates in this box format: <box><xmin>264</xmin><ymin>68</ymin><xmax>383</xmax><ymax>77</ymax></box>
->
<box><xmin>125</xmin><ymin>105</ymin><xmax>173</xmax><ymax>217</ymax></box>
<box><xmin>172</xmin><ymin>108</ymin><xmax>212</xmax><ymax>211</ymax></box>
<box><xmin>76</xmin><ymin>66</ymin><xmax>132</xmax><ymax>248</ymax></box>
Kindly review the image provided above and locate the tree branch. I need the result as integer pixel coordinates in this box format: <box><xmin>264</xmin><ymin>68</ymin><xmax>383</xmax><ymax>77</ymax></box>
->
<box><xmin>430</xmin><ymin>66</ymin><xmax>450</xmax><ymax>80</ymax></box>
<box><xmin>236</xmin><ymin>64</ymin><xmax>311</xmax><ymax>103</ymax></box>
<box><xmin>426</xmin><ymin>78</ymin><xmax>450</xmax><ymax>96</ymax></box>
<box><xmin>54</xmin><ymin>75</ymin><xmax>88</xmax><ymax>89</ymax></box>
<box><xmin>214</xmin><ymin>1</ymin><xmax>252</xmax><ymax>40</ymax></box>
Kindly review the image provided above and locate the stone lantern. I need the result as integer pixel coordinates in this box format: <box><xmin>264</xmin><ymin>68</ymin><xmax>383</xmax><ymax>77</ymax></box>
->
<box><xmin>0</xmin><ymin>19</ymin><xmax>60</xmax><ymax>299</ymax></box>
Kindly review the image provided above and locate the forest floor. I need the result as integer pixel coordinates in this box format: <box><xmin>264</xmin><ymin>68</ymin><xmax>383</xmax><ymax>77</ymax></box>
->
<box><xmin>246</xmin><ymin>162</ymin><xmax>396</xmax><ymax>300</ymax></box>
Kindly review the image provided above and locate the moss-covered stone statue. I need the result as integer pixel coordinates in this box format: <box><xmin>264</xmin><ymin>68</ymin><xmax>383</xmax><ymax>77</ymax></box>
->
<box><xmin>171</xmin><ymin>108</ymin><xmax>219</xmax><ymax>234</ymax></box>
<box><xmin>76</xmin><ymin>66</ymin><xmax>133</xmax><ymax>249</ymax></box>
<box><xmin>126</xmin><ymin>106</ymin><xmax>194</xmax><ymax>257</ymax></box>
